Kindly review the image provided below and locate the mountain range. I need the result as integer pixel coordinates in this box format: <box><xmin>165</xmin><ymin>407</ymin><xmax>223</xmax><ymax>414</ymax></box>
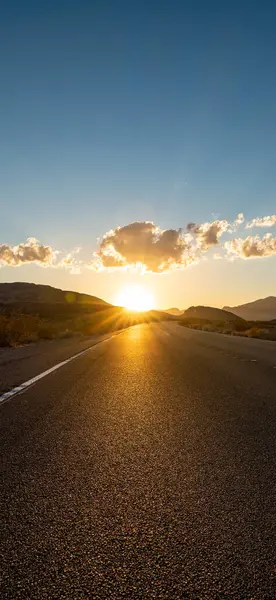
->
<box><xmin>0</xmin><ymin>283</ymin><xmax>275</xmax><ymax>322</ymax></box>
<box><xmin>223</xmin><ymin>297</ymin><xmax>276</xmax><ymax>321</ymax></box>
<box><xmin>167</xmin><ymin>296</ymin><xmax>276</xmax><ymax>321</ymax></box>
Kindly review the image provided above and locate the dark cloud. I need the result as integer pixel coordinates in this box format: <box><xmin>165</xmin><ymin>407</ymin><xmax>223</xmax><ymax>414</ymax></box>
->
<box><xmin>187</xmin><ymin>219</ymin><xmax>230</xmax><ymax>249</ymax></box>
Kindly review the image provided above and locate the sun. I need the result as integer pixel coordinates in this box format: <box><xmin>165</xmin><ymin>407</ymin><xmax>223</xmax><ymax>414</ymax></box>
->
<box><xmin>114</xmin><ymin>284</ymin><xmax>155</xmax><ymax>312</ymax></box>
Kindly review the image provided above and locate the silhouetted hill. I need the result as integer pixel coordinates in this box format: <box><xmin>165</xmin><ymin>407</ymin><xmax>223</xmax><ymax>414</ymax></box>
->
<box><xmin>223</xmin><ymin>297</ymin><xmax>276</xmax><ymax>321</ymax></box>
<box><xmin>164</xmin><ymin>308</ymin><xmax>185</xmax><ymax>316</ymax></box>
<box><xmin>0</xmin><ymin>283</ymin><xmax>172</xmax><ymax>346</ymax></box>
<box><xmin>183</xmin><ymin>305</ymin><xmax>244</xmax><ymax>323</ymax></box>
<box><xmin>0</xmin><ymin>282</ymin><xmax>109</xmax><ymax>306</ymax></box>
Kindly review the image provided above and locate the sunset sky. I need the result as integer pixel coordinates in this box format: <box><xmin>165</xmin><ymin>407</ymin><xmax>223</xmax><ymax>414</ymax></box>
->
<box><xmin>1</xmin><ymin>1</ymin><xmax>276</xmax><ymax>309</ymax></box>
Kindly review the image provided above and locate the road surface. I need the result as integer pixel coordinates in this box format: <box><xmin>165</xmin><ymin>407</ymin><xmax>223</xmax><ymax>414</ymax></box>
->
<box><xmin>0</xmin><ymin>332</ymin><xmax>118</xmax><ymax>395</ymax></box>
<box><xmin>1</xmin><ymin>323</ymin><xmax>276</xmax><ymax>599</ymax></box>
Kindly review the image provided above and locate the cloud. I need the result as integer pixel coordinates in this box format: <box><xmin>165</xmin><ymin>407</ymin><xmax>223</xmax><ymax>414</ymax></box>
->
<box><xmin>58</xmin><ymin>248</ymin><xmax>82</xmax><ymax>274</ymax></box>
<box><xmin>5</xmin><ymin>212</ymin><xmax>274</xmax><ymax>275</ymax></box>
<box><xmin>225</xmin><ymin>233</ymin><xmax>276</xmax><ymax>259</ymax></box>
<box><xmin>0</xmin><ymin>238</ymin><xmax>83</xmax><ymax>272</ymax></box>
<box><xmin>187</xmin><ymin>219</ymin><xmax>230</xmax><ymax>249</ymax></box>
<box><xmin>234</xmin><ymin>212</ymin><xmax>245</xmax><ymax>228</ymax></box>
<box><xmin>0</xmin><ymin>238</ymin><xmax>56</xmax><ymax>267</ymax></box>
<box><xmin>92</xmin><ymin>221</ymin><xmax>197</xmax><ymax>273</ymax></box>
<box><xmin>245</xmin><ymin>215</ymin><xmax>276</xmax><ymax>229</ymax></box>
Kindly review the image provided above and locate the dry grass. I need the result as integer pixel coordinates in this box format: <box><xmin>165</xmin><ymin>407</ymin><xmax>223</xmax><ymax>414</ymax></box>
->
<box><xmin>180</xmin><ymin>319</ymin><xmax>275</xmax><ymax>341</ymax></box>
<box><xmin>0</xmin><ymin>307</ymin><xmax>171</xmax><ymax>347</ymax></box>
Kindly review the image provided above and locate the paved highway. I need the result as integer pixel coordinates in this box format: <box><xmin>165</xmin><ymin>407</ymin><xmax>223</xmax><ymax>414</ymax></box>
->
<box><xmin>1</xmin><ymin>323</ymin><xmax>276</xmax><ymax>599</ymax></box>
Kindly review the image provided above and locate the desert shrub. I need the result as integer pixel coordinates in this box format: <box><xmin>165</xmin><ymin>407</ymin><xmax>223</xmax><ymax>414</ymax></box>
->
<box><xmin>202</xmin><ymin>324</ymin><xmax>220</xmax><ymax>332</ymax></box>
<box><xmin>8</xmin><ymin>314</ymin><xmax>38</xmax><ymax>344</ymax></box>
<box><xmin>180</xmin><ymin>317</ymin><xmax>274</xmax><ymax>342</ymax></box>
<box><xmin>247</xmin><ymin>327</ymin><xmax>259</xmax><ymax>338</ymax></box>
<box><xmin>0</xmin><ymin>315</ymin><xmax>10</xmax><ymax>346</ymax></box>
<box><xmin>265</xmin><ymin>329</ymin><xmax>276</xmax><ymax>341</ymax></box>
<box><xmin>0</xmin><ymin>313</ymin><xmax>40</xmax><ymax>346</ymax></box>
<box><xmin>23</xmin><ymin>333</ymin><xmax>39</xmax><ymax>344</ymax></box>
<box><xmin>234</xmin><ymin>320</ymin><xmax>250</xmax><ymax>331</ymax></box>
<box><xmin>57</xmin><ymin>330</ymin><xmax>80</xmax><ymax>339</ymax></box>
<box><xmin>247</xmin><ymin>327</ymin><xmax>269</xmax><ymax>339</ymax></box>
<box><xmin>216</xmin><ymin>321</ymin><xmax>228</xmax><ymax>328</ymax></box>
<box><xmin>58</xmin><ymin>329</ymin><xmax>71</xmax><ymax>339</ymax></box>
<box><xmin>38</xmin><ymin>322</ymin><xmax>58</xmax><ymax>340</ymax></box>
<box><xmin>231</xmin><ymin>330</ymin><xmax>247</xmax><ymax>337</ymax></box>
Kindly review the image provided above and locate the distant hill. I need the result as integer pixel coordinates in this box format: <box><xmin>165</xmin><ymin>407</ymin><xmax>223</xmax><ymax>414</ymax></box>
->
<box><xmin>0</xmin><ymin>282</ymin><xmax>109</xmax><ymax>307</ymax></box>
<box><xmin>183</xmin><ymin>305</ymin><xmax>244</xmax><ymax>323</ymax></box>
<box><xmin>223</xmin><ymin>296</ymin><xmax>276</xmax><ymax>321</ymax></box>
<box><xmin>0</xmin><ymin>283</ymin><xmax>173</xmax><ymax>345</ymax></box>
<box><xmin>164</xmin><ymin>308</ymin><xmax>185</xmax><ymax>316</ymax></box>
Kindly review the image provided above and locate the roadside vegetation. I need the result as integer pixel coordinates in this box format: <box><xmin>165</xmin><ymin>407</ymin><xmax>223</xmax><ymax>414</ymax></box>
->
<box><xmin>0</xmin><ymin>304</ymin><xmax>171</xmax><ymax>348</ymax></box>
<box><xmin>179</xmin><ymin>317</ymin><xmax>276</xmax><ymax>341</ymax></box>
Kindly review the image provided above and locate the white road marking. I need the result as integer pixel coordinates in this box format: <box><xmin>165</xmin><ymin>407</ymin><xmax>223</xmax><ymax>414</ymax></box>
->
<box><xmin>0</xmin><ymin>334</ymin><xmax>117</xmax><ymax>406</ymax></box>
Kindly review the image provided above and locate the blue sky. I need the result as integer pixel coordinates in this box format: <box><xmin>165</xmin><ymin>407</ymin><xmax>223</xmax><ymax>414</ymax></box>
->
<box><xmin>0</xmin><ymin>1</ymin><xmax>275</xmax><ymax>307</ymax></box>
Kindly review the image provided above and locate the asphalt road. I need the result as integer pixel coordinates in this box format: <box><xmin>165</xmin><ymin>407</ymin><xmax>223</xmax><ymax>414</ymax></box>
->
<box><xmin>1</xmin><ymin>323</ymin><xmax>276</xmax><ymax>599</ymax></box>
<box><xmin>0</xmin><ymin>332</ymin><xmax>117</xmax><ymax>395</ymax></box>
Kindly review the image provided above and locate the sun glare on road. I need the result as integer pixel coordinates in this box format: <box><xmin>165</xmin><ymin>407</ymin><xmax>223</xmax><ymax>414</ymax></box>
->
<box><xmin>114</xmin><ymin>285</ymin><xmax>155</xmax><ymax>312</ymax></box>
